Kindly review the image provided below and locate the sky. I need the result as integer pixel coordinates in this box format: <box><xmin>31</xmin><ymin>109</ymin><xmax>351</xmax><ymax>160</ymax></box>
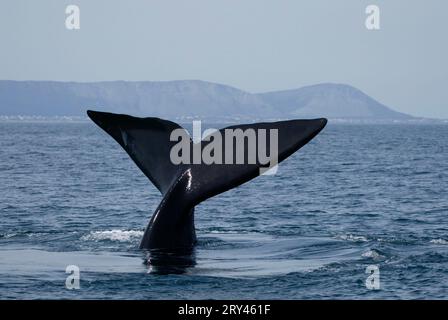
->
<box><xmin>0</xmin><ymin>0</ymin><xmax>447</xmax><ymax>118</ymax></box>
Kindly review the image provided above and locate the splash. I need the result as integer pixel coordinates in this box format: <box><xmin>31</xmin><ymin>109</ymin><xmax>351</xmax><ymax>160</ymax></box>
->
<box><xmin>81</xmin><ymin>230</ymin><xmax>143</xmax><ymax>242</ymax></box>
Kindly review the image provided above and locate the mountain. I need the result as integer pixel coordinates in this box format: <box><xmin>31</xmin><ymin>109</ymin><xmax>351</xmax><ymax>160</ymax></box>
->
<box><xmin>0</xmin><ymin>80</ymin><xmax>412</xmax><ymax>120</ymax></box>
<box><xmin>258</xmin><ymin>83</ymin><xmax>411</xmax><ymax>120</ymax></box>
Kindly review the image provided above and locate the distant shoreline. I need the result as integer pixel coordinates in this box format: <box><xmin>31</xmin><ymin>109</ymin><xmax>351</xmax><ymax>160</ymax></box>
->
<box><xmin>0</xmin><ymin>115</ymin><xmax>446</xmax><ymax>125</ymax></box>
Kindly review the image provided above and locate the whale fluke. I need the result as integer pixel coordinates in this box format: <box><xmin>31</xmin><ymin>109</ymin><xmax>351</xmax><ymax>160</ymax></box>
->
<box><xmin>87</xmin><ymin>110</ymin><xmax>188</xmax><ymax>195</ymax></box>
<box><xmin>87</xmin><ymin>110</ymin><xmax>327</xmax><ymax>250</ymax></box>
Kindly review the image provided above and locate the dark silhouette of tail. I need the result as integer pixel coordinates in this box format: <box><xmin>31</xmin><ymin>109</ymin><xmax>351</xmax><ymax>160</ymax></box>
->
<box><xmin>87</xmin><ymin>110</ymin><xmax>327</xmax><ymax>250</ymax></box>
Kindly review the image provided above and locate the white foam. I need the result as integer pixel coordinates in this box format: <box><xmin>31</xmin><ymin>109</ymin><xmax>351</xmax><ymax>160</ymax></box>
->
<box><xmin>209</xmin><ymin>230</ymin><xmax>240</xmax><ymax>234</ymax></box>
<box><xmin>81</xmin><ymin>230</ymin><xmax>143</xmax><ymax>242</ymax></box>
<box><xmin>362</xmin><ymin>249</ymin><xmax>384</xmax><ymax>259</ymax></box>
<box><xmin>430</xmin><ymin>239</ymin><xmax>448</xmax><ymax>245</ymax></box>
<box><xmin>336</xmin><ymin>234</ymin><xmax>368</xmax><ymax>242</ymax></box>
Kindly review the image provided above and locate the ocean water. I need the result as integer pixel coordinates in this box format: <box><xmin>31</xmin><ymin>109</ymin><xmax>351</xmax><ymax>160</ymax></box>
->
<box><xmin>0</xmin><ymin>121</ymin><xmax>447</xmax><ymax>299</ymax></box>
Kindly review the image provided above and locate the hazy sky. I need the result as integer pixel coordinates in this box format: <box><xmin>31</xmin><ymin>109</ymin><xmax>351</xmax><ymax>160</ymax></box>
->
<box><xmin>1</xmin><ymin>0</ymin><xmax>447</xmax><ymax>118</ymax></box>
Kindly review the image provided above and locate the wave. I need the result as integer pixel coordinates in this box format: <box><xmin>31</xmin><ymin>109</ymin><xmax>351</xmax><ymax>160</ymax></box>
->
<box><xmin>0</xmin><ymin>231</ymin><xmax>58</xmax><ymax>239</ymax></box>
<box><xmin>0</xmin><ymin>233</ymin><xmax>17</xmax><ymax>239</ymax></box>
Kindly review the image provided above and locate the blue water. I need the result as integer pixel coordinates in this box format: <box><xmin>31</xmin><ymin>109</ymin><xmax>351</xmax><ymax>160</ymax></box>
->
<box><xmin>0</xmin><ymin>121</ymin><xmax>447</xmax><ymax>299</ymax></box>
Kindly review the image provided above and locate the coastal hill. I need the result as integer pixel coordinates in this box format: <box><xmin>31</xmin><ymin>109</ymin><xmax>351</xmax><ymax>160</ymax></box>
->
<box><xmin>0</xmin><ymin>80</ymin><xmax>412</xmax><ymax>121</ymax></box>
<box><xmin>259</xmin><ymin>83</ymin><xmax>411</xmax><ymax>120</ymax></box>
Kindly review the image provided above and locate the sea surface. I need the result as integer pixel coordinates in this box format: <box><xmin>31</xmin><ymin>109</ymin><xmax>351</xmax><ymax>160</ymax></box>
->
<box><xmin>0</xmin><ymin>121</ymin><xmax>447</xmax><ymax>299</ymax></box>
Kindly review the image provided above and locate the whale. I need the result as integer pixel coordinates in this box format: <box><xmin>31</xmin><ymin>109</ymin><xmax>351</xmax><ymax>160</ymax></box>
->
<box><xmin>87</xmin><ymin>110</ymin><xmax>327</xmax><ymax>251</ymax></box>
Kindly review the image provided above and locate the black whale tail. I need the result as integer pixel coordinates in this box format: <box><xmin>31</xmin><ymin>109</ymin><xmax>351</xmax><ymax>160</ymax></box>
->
<box><xmin>87</xmin><ymin>110</ymin><xmax>327</xmax><ymax>250</ymax></box>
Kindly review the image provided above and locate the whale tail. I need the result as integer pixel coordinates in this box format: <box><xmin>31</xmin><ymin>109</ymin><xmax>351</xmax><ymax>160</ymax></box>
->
<box><xmin>87</xmin><ymin>110</ymin><xmax>327</xmax><ymax>250</ymax></box>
